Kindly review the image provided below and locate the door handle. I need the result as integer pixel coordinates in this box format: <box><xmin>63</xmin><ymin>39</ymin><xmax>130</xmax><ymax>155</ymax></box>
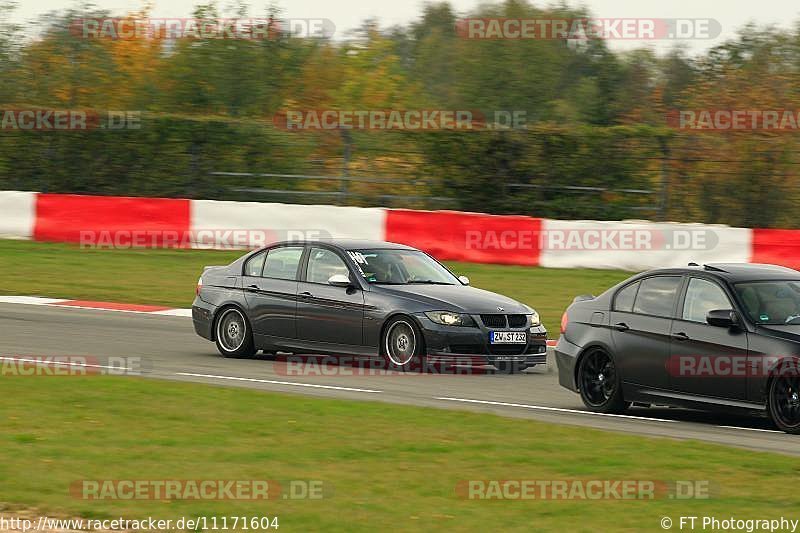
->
<box><xmin>672</xmin><ymin>332</ymin><xmax>690</xmax><ymax>341</ymax></box>
<box><xmin>246</xmin><ymin>284</ymin><xmax>259</xmax><ymax>292</ymax></box>
<box><xmin>614</xmin><ymin>322</ymin><xmax>630</xmax><ymax>332</ymax></box>
<box><xmin>299</xmin><ymin>291</ymin><xmax>313</xmax><ymax>298</ymax></box>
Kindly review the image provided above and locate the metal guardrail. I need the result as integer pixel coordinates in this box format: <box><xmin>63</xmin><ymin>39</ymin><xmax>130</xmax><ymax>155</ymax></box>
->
<box><xmin>213</xmin><ymin>171</ymin><xmax>660</xmax><ymax>213</ymax></box>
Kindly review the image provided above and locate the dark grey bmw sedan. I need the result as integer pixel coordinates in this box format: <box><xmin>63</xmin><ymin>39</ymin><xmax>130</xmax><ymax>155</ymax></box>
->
<box><xmin>192</xmin><ymin>239</ymin><xmax>547</xmax><ymax>372</ymax></box>
<box><xmin>556</xmin><ymin>263</ymin><xmax>800</xmax><ymax>433</ymax></box>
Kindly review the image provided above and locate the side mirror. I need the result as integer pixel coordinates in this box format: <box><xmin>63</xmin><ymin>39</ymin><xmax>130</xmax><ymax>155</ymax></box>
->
<box><xmin>328</xmin><ymin>274</ymin><xmax>352</xmax><ymax>287</ymax></box>
<box><xmin>458</xmin><ymin>275</ymin><xmax>470</xmax><ymax>286</ymax></box>
<box><xmin>706</xmin><ymin>309</ymin><xmax>738</xmax><ymax>328</ymax></box>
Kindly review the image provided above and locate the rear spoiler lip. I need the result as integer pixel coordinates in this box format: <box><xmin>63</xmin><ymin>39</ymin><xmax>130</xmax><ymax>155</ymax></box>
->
<box><xmin>572</xmin><ymin>294</ymin><xmax>595</xmax><ymax>303</ymax></box>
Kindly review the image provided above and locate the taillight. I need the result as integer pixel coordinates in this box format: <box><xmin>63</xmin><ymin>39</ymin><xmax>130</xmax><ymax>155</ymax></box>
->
<box><xmin>560</xmin><ymin>312</ymin><xmax>569</xmax><ymax>334</ymax></box>
<box><xmin>196</xmin><ymin>276</ymin><xmax>203</xmax><ymax>296</ymax></box>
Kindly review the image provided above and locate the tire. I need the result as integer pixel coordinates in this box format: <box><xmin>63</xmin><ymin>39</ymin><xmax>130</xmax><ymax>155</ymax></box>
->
<box><xmin>767</xmin><ymin>374</ymin><xmax>800</xmax><ymax>434</ymax></box>
<box><xmin>382</xmin><ymin>316</ymin><xmax>427</xmax><ymax>372</ymax></box>
<box><xmin>214</xmin><ymin>307</ymin><xmax>256</xmax><ymax>358</ymax></box>
<box><xmin>577</xmin><ymin>348</ymin><xmax>628</xmax><ymax>413</ymax></box>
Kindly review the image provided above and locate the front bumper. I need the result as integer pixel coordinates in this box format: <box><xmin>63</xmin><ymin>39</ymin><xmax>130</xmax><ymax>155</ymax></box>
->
<box><xmin>416</xmin><ymin>314</ymin><xmax>548</xmax><ymax>367</ymax></box>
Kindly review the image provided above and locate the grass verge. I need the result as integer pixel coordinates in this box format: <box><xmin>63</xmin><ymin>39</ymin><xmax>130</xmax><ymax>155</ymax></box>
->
<box><xmin>1</xmin><ymin>376</ymin><xmax>799</xmax><ymax>531</ymax></box>
<box><xmin>0</xmin><ymin>240</ymin><xmax>631</xmax><ymax>332</ymax></box>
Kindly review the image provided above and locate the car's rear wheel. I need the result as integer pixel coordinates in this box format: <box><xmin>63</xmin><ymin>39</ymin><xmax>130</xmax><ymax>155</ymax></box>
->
<box><xmin>767</xmin><ymin>375</ymin><xmax>800</xmax><ymax>434</ymax></box>
<box><xmin>578</xmin><ymin>349</ymin><xmax>627</xmax><ymax>413</ymax></box>
<box><xmin>383</xmin><ymin>317</ymin><xmax>426</xmax><ymax>372</ymax></box>
<box><xmin>215</xmin><ymin>307</ymin><xmax>256</xmax><ymax>358</ymax></box>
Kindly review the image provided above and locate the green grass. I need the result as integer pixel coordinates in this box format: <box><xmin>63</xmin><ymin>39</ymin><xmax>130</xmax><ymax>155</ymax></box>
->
<box><xmin>0</xmin><ymin>377</ymin><xmax>798</xmax><ymax>531</ymax></box>
<box><xmin>0</xmin><ymin>240</ymin><xmax>631</xmax><ymax>332</ymax></box>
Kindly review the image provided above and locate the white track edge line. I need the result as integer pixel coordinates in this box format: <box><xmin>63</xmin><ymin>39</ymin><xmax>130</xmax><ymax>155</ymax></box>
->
<box><xmin>175</xmin><ymin>372</ymin><xmax>383</xmax><ymax>394</ymax></box>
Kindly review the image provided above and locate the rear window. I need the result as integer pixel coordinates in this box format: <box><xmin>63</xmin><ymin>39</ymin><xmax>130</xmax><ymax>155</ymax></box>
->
<box><xmin>262</xmin><ymin>247</ymin><xmax>304</xmax><ymax>281</ymax></box>
<box><xmin>614</xmin><ymin>281</ymin><xmax>640</xmax><ymax>312</ymax></box>
<box><xmin>244</xmin><ymin>252</ymin><xmax>266</xmax><ymax>277</ymax></box>
<box><xmin>632</xmin><ymin>276</ymin><xmax>682</xmax><ymax>318</ymax></box>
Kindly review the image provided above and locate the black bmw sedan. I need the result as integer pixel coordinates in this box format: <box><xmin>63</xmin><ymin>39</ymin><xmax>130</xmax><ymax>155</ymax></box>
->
<box><xmin>556</xmin><ymin>263</ymin><xmax>800</xmax><ymax>433</ymax></box>
<box><xmin>192</xmin><ymin>239</ymin><xmax>547</xmax><ymax>372</ymax></box>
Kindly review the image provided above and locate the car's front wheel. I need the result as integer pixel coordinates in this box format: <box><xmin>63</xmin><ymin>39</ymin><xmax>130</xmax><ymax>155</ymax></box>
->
<box><xmin>215</xmin><ymin>307</ymin><xmax>256</xmax><ymax>358</ymax></box>
<box><xmin>767</xmin><ymin>374</ymin><xmax>800</xmax><ymax>434</ymax></box>
<box><xmin>383</xmin><ymin>317</ymin><xmax>426</xmax><ymax>372</ymax></box>
<box><xmin>578</xmin><ymin>348</ymin><xmax>628</xmax><ymax>413</ymax></box>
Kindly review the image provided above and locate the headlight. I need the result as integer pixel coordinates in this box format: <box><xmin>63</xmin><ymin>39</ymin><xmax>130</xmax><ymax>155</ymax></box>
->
<box><xmin>425</xmin><ymin>311</ymin><xmax>474</xmax><ymax>326</ymax></box>
<box><xmin>529</xmin><ymin>311</ymin><xmax>541</xmax><ymax>327</ymax></box>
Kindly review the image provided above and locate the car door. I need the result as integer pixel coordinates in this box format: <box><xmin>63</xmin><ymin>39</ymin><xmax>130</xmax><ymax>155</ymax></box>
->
<box><xmin>610</xmin><ymin>275</ymin><xmax>683</xmax><ymax>390</ymax></box>
<box><xmin>242</xmin><ymin>246</ymin><xmax>304</xmax><ymax>340</ymax></box>
<box><xmin>296</xmin><ymin>246</ymin><xmax>365</xmax><ymax>346</ymax></box>
<box><xmin>669</xmin><ymin>276</ymin><xmax>748</xmax><ymax>400</ymax></box>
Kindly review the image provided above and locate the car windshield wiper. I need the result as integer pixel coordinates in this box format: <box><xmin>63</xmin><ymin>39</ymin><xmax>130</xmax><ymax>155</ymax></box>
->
<box><xmin>405</xmin><ymin>280</ymin><xmax>454</xmax><ymax>285</ymax></box>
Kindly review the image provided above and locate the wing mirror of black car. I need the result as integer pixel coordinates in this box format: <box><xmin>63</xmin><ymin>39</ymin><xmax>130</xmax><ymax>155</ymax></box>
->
<box><xmin>706</xmin><ymin>309</ymin><xmax>739</xmax><ymax>328</ymax></box>
<box><xmin>457</xmin><ymin>275</ymin><xmax>470</xmax><ymax>286</ymax></box>
<box><xmin>328</xmin><ymin>274</ymin><xmax>352</xmax><ymax>287</ymax></box>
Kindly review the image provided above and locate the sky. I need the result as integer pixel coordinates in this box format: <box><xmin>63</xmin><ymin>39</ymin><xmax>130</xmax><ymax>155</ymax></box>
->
<box><xmin>9</xmin><ymin>0</ymin><xmax>800</xmax><ymax>55</ymax></box>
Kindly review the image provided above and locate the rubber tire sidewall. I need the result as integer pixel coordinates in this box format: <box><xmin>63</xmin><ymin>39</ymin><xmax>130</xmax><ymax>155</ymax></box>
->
<box><xmin>214</xmin><ymin>307</ymin><xmax>256</xmax><ymax>359</ymax></box>
<box><xmin>578</xmin><ymin>349</ymin><xmax>628</xmax><ymax>414</ymax></box>
<box><xmin>767</xmin><ymin>377</ymin><xmax>800</xmax><ymax>434</ymax></box>
<box><xmin>382</xmin><ymin>316</ymin><xmax>427</xmax><ymax>373</ymax></box>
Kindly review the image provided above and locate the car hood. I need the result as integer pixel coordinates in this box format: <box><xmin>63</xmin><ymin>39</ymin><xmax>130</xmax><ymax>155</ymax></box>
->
<box><xmin>372</xmin><ymin>284</ymin><xmax>530</xmax><ymax>314</ymax></box>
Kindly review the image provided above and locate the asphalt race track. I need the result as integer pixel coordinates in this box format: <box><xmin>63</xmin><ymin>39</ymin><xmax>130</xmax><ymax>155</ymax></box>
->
<box><xmin>3</xmin><ymin>302</ymin><xmax>799</xmax><ymax>455</ymax></box>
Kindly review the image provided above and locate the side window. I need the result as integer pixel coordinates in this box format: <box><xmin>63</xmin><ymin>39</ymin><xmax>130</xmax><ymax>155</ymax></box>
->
<box><xmin>262</xmin><ymin>247</ymin><xmax>304</xmax><ymax>281</ymax></box>
<box><xmin>307</xmin><ymin>248</ymin><xmax>349</xmax><ymax>284</ymax></box>
<box><xmin>244</xmin><ymin>252</ymin><xmax>266</xmax><ymax>277</ymax></box>
<box><xmin>614</xmin><ymin>281</ymin><xmax>640</xmax><ymax>312</ymax></box>
<box><xmin>682</xmin><ymin>278</ymin><xmax>732</xmax><ymax>323</ymax></box>
<box><xmin>632</xmin><ymin>276</ymin><xmax>682</xmax><ymax>318</ymax></box>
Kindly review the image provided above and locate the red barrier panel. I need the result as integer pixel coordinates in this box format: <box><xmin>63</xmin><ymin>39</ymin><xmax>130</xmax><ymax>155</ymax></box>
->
<box><xmin>385</xmin><ymin>209</ymin><xmax>541</xmax><ymax>266</ymax></box>
<box><xmin>34</xmin><ymin>193</ymin><xmax>191</xmax><ymax>247</ymax></box>
<box><xmin>751</xmin><ymin>229</ymin><xmax>800</xmax><ymax>270</ymax></box>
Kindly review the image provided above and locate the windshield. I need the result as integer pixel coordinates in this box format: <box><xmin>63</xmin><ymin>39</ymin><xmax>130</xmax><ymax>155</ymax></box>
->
<box><xmin>347</xmin><ymin>249</ymin><xmax>458</xmax><ymax>285</ymax></box>
<box><xmin>735</xmin><ymin>280</ymin><xmax>800</xmax><ymax>325</ymax></box>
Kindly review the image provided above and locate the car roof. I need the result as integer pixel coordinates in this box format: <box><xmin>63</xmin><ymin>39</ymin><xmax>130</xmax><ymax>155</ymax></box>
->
<box><xmin>265</xmin><ymin>239</ymin><xmax>417</xmax><ymax>251</ymax></box>
<box><xmin>640</xmin><ymin>263</ymin><xmax>800</xmax><ymax>282</ymax></box>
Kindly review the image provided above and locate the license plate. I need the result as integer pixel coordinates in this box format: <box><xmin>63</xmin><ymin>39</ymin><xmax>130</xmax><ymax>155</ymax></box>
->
<box><xmin>489</xmin><ymin>331</ymin><xmax>527</xmax><ymax>344</ymax></box>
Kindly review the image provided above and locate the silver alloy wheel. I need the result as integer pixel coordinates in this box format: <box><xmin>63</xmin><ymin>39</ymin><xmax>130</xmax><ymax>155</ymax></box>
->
<box><xmin>385</xmin><ymin>320</ymin><xmax>417</xmax><ymax>366</ymax></box>
<box><xmin>217</xmin><ymin>309</ymin><xmax>246</xmax><ymax>352</ymax></box>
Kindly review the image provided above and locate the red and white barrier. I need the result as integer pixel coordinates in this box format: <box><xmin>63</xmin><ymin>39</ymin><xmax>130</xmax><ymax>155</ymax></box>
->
<box><xmin>191</xmin><ymin>199</ymin><xmax>386</xmax><ymax>248</ymax></box>
<box><xmin>0</xmin><ymin>191</ymin><xmax>36</xmax><ymax>239</ymax></box>
<box><xmin>2</xmin><ymin>190</ymin><xmax>800</xmax><ymax>271</ymax></box>
<box><xmin>538</xmin><ymin>219</ymin><xmax>752</xmax><ymax>271</ymax></box>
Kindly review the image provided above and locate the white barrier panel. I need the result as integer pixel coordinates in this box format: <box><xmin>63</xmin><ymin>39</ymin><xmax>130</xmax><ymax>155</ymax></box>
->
<box><xmin>191</xmin><ymin>200</ymin><xmax>387</xmax><ymax>249</ymax></box>
<box><xmin>539</xmin><ymin>219</ymin><xmax>752</xmax><ymax>271</ymax></box>
<box><xmin>0</xmin><ymin>191</ymin><xmax>35</xmax><ymax>239</ymax></box>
